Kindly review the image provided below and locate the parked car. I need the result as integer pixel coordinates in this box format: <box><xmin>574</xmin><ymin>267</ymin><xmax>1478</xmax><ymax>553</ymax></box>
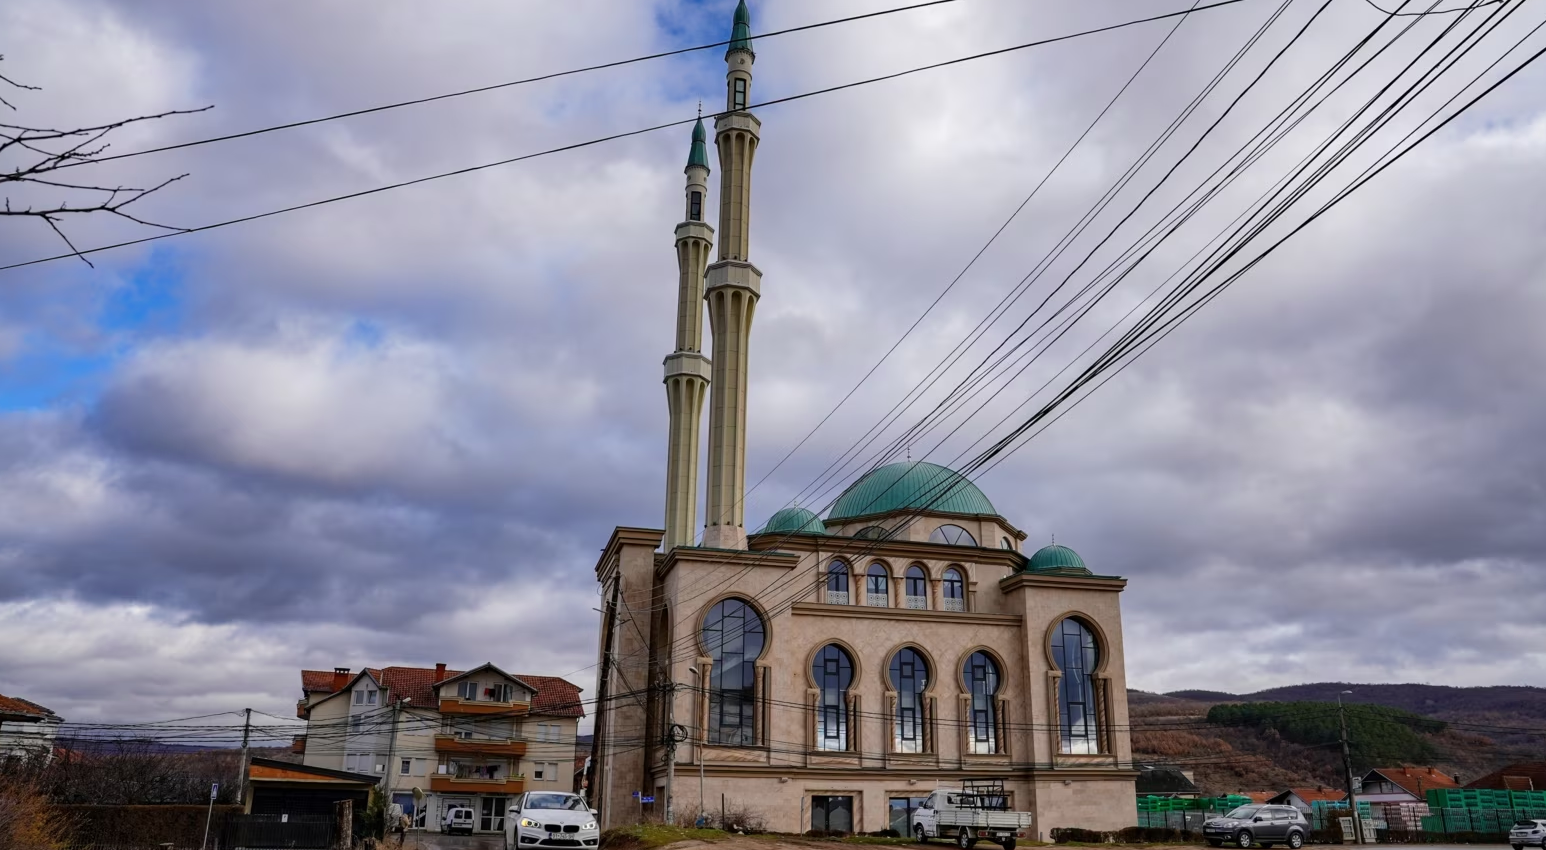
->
<box><xmin>443</xmin><ymin>806</ymin><xmax>475</xmax><ymax>835</ymax></box>
<box><xmin>911</xmin><ymin>782</ymin><xmax>1033</xmax><ymax>850</ymax></box>
<box><xmin>1203</xmin><ymin>805</ymin><xmax>1308</xmax><ymax>849</ymax></box>
<box><xmin>1512</xmin><ymin>818</ymin><xmax>1546</xmax><ymax>850</ymax></box>
<box><xmin>510</xmin><ymin>791</ymin><xmax>600</xmax><ymax>847</ymax></box>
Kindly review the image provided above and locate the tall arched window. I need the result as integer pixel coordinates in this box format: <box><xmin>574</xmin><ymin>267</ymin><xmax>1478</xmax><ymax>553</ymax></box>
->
<box><xmin>942</xmin><ymin>568</ymin><xmax>965</xmax><ymax>612</ymax></box>
<box><xmin>812</xmin><ymin>644</ymin><xmax>853</xmax><ymax>751</ymax></box>
<box><xmin>929</xmin><ymin>524</ymin><xmax>978</xmax><ymax>546</ymax></box>
<box><xmin>1052</xmin><ymin>618</ymin><xmax>1101</xmax><ymax>754</ymax></box>
<box><xmin>889</xmin><ymin>648</ymin><xmax>930</xmax><ymax>753</ymax></box>
<box><xmin>964</xmin><ymin>651</ymin><xmax>1001</xmax><ymax>754</ymax></box>
<box><xmin>866</xmin><ymin>564</ymin><xmax>890</xmax><ymax>607</ymax></box>
<box><xmin>904</xmin><ymin>566</ymin><xmax>928</xmax><ymax>609</ymax></box>
<box><xmin>701</xmin><ymin>598</ymin><xmax>765</xmax><ymax>746</ymax></box>
<box><xmin>826</xmin><ymin>561</ymin><xmax>850</xmax><ymax>605</ymax></box>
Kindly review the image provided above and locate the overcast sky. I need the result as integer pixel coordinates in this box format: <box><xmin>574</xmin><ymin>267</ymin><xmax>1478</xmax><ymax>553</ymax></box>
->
<box><xmin>1</xmin><ymin>0</ymin><xmax>1543</xmax><ymax>733</ymax></box>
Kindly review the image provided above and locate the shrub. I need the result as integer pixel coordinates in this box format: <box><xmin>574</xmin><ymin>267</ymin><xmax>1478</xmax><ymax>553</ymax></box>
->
<box><xmin>0</xmin><ymin>779</ymin><xmax>71</xmax><ymax>850</ymax></box>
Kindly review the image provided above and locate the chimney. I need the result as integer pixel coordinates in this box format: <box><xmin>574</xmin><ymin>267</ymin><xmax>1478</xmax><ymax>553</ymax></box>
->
<box><xmin>332</xmin><ymin>667</ymin><xmax>350</xmax><ymax>692</ymax></box>
<box><xmin>434</xmin><ymin>663</ymin><xmax>447</xmax><ymax>683</ymax></box>
<box><xmin>1453</xmin><ymin>774</ymin><xmax>1461</xmax><ymax>785</ymax></box>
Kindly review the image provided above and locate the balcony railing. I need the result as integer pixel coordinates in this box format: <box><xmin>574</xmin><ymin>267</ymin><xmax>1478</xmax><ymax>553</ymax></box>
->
<box><xmin>825</xmin><ymin>590</ymin><xmax>849</xmax><ymax>605</ymax></box>
<box><xmin>866</xmin><ymin>593</ymin><xmax>889</xmax><ymax>608</ymax></box>
<box><xmin>428</xmin><ymin>775</ymin><xmax>525</xmax><ymax>794</ymax></box>
<box><xmin>905</xmin><ymin>595</ymin><xmax>928</xmax><ymax>610</ymax></box>
<box><xmin>434</xmin><ymin>735</ymin><xmax>527</xmax><ymax>757</ymax></box>
<box><xmin>438</xmin><ymin>695</ymin><xmax>531</xmax><ymax>716</ymax></box>
<box><xmin>943</xmin><ymin>597</ymin><xmax>965</xmax><ymax>612</ymax></box>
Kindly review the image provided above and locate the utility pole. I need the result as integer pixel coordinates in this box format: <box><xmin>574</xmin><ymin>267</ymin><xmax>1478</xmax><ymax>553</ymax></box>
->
<box><xmin>663</xmin><ymin>678</ymin><xmax>680</xmax><ymax>826</ymax></box>
<box><xmin>589</xmin><ymin>576</ymin><xmax>621</xmax><ymax>828</ymax></box>
<box><xmin>1338</xmin><ymin>690</ymin><xmax>1363</xmax><ymax>845</ymax></box>
<box><xmin>237</xmin><ymin>707</ymin><xmax>252</xmax><ymax>808</ymax></box>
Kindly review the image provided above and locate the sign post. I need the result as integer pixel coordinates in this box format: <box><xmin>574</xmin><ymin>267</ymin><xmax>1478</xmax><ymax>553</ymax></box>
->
<box><xmin>201</xmin><ymin>782</ymin><xmax>219</xmax><ymax>850</ymax></box>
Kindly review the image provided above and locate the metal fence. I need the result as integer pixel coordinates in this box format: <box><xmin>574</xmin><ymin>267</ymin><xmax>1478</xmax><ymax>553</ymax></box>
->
<box><xmin>221</xmin><ymin>812</ymin><xmax>336</xmax><ymax>849</ymax></box>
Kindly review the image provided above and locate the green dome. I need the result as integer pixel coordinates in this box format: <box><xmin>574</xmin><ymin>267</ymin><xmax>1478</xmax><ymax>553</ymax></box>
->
<box><xmin>727</xmin><ymin>0</ymin><xmax>754</xmax><ymax>57</ymax></box>
<box><xmin>686</xmin><ymin>118</ymin><xmax>709</xmax><ymax>171</ymax></box>
<box><xmin>1027</xmin><ymin>543</ymin><xmax>1088</xmax><ymax>573</ymax></box>
<box><xmin>828</xmin><ymin>462</ymin><xmax>998</xmax><ymax>522</ymax></box>
<box><xmin>759</xmin><ymin>506</ymin><xmax>826</xmax><ymax>536</ymax></box>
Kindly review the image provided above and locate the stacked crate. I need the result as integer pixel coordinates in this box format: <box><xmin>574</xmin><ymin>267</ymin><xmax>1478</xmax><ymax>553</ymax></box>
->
<box><xmin>1423</xmin><ymin>788</ymin><xmax>1543</xmax><ymax>835</ymax></box>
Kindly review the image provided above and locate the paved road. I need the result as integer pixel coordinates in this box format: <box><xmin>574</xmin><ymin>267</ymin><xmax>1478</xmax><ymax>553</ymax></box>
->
<box><xmin>401</xmin><ymin>832</ymin><xmax>507</xmax><ymax>850</ymax></box>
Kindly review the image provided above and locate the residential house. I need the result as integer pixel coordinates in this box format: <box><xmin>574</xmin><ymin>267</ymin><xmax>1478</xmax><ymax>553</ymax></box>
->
<box><xmin>1356</xmin><ymin>766</ymin><xmax>1460</xmax><ymax>803</ymax></box>
<box><xmin>295</xmin><ymin>663</ymin><xmax>583</xmax><ymax>834</ymax></box>
<box><xmin>1267</xmin><ymin>787</ymin><xmax>1348</xmax><ymax>811</ymax></box>
<box><xmin>1468</xmin><ymin>763</ymin><xmax>1546</xmax><ymax>791</ymax></box>
<box><xmin>0</xmin><ymin>693</ymin><xmax>62</xmax><ymax>760</ymax></box>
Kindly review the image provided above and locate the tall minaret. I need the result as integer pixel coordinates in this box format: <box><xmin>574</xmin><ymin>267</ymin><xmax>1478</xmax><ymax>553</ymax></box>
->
<box><xmin>662</xmin><ymin>118</ymin><xmax>715</xmax><ymax>551</ymax></box>
<box><xmin>702</xmin><ymin>0</ymin><xmax>760</xmax><ymax>550</ymax></box>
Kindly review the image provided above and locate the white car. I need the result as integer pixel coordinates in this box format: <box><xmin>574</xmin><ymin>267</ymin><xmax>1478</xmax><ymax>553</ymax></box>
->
<box><xmin>510</xmin><ymin>791</ymin><xmax>600</xmax><ymax>848</ymax></box>
<box><xmin>443</xmin><ymin>806</ymin><xmax>475</xmax><ymax>836</ymax></box>
<box><xmin>1512</xmin><ymin>819</ymin><xmax>1546</xmax><ymax>850</ymax></box>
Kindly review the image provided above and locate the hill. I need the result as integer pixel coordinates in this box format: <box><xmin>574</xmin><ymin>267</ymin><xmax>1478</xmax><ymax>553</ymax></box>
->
<box><xmin>1129</xmin><ymin>683</ymin><xmax>1542</xmax><ymax>795</ymax></box>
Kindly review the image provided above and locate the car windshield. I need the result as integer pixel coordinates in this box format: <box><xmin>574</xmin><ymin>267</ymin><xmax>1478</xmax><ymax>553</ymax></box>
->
<box><xmin>526</xmin><ymin>794</ymin><xmax>588</xmax><ymax>811</ymax></box>
<box><xmin>1225</xmin><ymin>807</ymin><xmax>1262</xmax><ymax>820</ymax></box>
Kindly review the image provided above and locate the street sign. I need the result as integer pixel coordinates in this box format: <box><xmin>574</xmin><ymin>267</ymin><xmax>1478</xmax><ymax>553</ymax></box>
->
<box><xmin>641</xmin><ymin>796</ymin><xmax>656</xmax><ymax>804</ymax></box>
<box><xmin>632</xmin><ymin>791</ymin><xmax>641</xmax><ymax>799</ymax></box>
<box><xmin>210</xmin><ymin>783</ymin><xmax>219</xmax><ymax>800</ymax></box>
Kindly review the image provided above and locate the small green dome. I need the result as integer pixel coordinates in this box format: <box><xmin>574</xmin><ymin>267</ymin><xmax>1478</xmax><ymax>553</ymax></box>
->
<box><xmin>1027</xmin><ymin>543</ymin><xmax>1089</xmax><ymax>573</ymax></box>
<box><xmin>828</xmin><ymin>461</ymin><xmax>998</xmax><ymax>522</ymax></box>
<box><xmin>727</xmin><ymin>0</ymin><xmax>754</xmax><ymax>57</ymax></box>
<box><xmin>686</xmin><ymin>118</ymin><xmax>709</xmax><ymax>171</ymax></box>
<box><xmin>759</xmin><ymin>506</ymin><xmax>826</xmax><ymax>536</ymax></box>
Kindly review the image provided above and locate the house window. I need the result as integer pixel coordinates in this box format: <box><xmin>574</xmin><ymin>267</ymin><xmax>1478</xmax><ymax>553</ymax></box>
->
<box><xmin>533</xmin><ymin>763</ymin><xmax>546</xmax><ymax>781</ymax></box>
<box><xmin>866</xmin><ymin>564</ymin><xmax>890</xmax><ymax>607</ymax></box>
<box><xmin>889</xmin><ymin>797</ymin><xmax>930</xmax><ymax>835</ymax></box>
<box><xmin>350</xmin><ymin>715</ymin><xmax>364</xmax><ymax>734</ymax></box>
<box><xmin>354</xmin><ymin>688</ymin><xmax>377</xmax><ymax>706</ymax></box>
<box><xmin>904</xmin><ymin>565</ymin><xmax>928</xmax><ymax>609</ymax></box>
<box><xmin>733</xmin><ymin>78</ymin><xmax>747</xmax><ymax>111</ymax></box>
<box><xmin>854</xmin><ymin>525</ymin><xmax>889</xmax><ymax>540</ymax></box>
<box><xmin>345</xmin><ymin>753</ymin><xmax>375</xmax><ymax>773</ymax></box>
<box><xmin>1002</xmin><ymin>537</ymin><xmax>1014</xmax><ymax>550</ymax></box>
<box><xmin>701</xmin><ymin>597</ymin><xmax>765</xmax><ymax>745</ymax></box>
<box><xmin>964</xmin><ymin>651</ymin><xmax>1001</xmax><ymax>754</ymax></box>
<box><xmin>535</xmin><ymin>723</ymin><xmax>561</xmax><ymax>743</ymax></box>
<box><xmin>929</xmin><ymin>524</ymin><xmax>977</xmax><ymax>546</ymax></box>
<box><xmin>826</xmin><ymin>561</ymin><xmax>850</xmax><ymax>605</ymax></box>
<box><xmin>486</xmin><ymin>683</ymin><xmax>514</xmax><ymax>703</ymax></box>
<box><xmin>811</xmin><ymin>795</ymin><xmax>854</xmax><ymax>833</ymax></box>
<box><xmin>812</xmin><ymin>644</ymin><xmax>853</xmax><ymax>751</ymax></box>
<box><xmin>942</xmin><ymin>568</ymin><xmax>965</xmax><ymax>612</ymax></box>
<box><xmin>889</xmin><ymin>648</ymin><xmax>929</xmax><ymax>753</ymax></box>
<box><xmin>689</xmin><ymin>190</ymin><xmax>703</xmax><ymax>221</ymax></box>
<box><xmin>400</xmin><ymin>758</ymin><xmax>411</xmax><ymax>775</ymax></box>
<box><xmin>1052</xmin><ymin>617</ymin><xmax>1101</xmax><ymax>754</ymax></box>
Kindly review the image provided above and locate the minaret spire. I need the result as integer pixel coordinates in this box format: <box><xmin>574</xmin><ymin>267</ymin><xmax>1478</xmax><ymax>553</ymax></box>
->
<box><xmin>661</xmin><ymin>119</ymin><xmax>715</xmax><ymax>550</ymax></box>
<box><xmin>701</xmin><ymin>0</ymin><xmax>761</xmax><ymax>550</ymax></box>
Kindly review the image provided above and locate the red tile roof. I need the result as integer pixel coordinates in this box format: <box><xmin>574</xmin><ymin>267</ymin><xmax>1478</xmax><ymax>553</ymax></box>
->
<box><xmin>1468</xmin><ymin>762</ymin><xmax>1546</xmax><ymax>792</ymax></box>
<box><xmin>1278</xmin><ymin>787</ymin><xmax>1348</xmax><ymax>805</ymax></box>
<box><xmin>1368</xmin><ymin>767</ymin><xmax>1461</xmax><ymax>797</ymax></box>
<box><xmin>300</xmin><ymin>666</ymin><xmax>584</xmax><ymax>717</ymax></box>
<box><xmin>0</xmin><ymin>694</ymin><xmax>57</xmax><ymax>720</ymax></box>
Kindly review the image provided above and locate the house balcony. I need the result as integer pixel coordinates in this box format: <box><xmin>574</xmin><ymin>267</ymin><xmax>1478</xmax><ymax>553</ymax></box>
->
<box><xmin>434</xmin><ymin>735</ymin><xmax>528</xmax><ymax>758</ymax></box>
<box><xmin>438</xmin><ymin>696</ymin><xmax>531</xmax><ymax>716</ymax></box>
<box><xmin>428</xmin><ymin>775</ymin><xmax>525</xmax><ymax>794</ymax></box>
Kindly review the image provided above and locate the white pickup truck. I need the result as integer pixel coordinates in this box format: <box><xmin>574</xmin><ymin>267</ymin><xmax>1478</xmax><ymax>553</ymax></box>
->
<box><xmin>912</xmin><ymin>785</ymin><xmax>1034</xmax><ymax>850</ymax></box>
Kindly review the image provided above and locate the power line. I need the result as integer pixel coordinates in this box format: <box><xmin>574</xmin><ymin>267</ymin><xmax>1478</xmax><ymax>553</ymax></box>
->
<box><xmin>0</xmin><ymin>0</ymin><xmax>1257</xmax><ymax>274</ymax></box>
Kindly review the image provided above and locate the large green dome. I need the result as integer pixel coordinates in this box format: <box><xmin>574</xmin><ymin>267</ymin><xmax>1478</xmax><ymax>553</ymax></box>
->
<box><xmin>759</xmin><ymin>506</ymin><xmax>826</xmax><ymax>536</ymax></box>
<box><xmin>828</xmin><ymin>461</ymin><xmax>997</xmax><ymax>522</ymax></box>
<box><xmin>1027</xmin><ymin>543</ymin><xmax>1089</xmax><ymax>573</ymax></box>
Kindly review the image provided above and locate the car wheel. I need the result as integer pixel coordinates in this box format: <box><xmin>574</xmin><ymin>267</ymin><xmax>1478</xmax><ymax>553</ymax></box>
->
<box><xmin>916</xmin><ymin>825</ymin><xmax>928</xmax><ymax>844</ymax></box>
<box><xmin>1512</xmin><ymin>845</ymin><xmax>1523</xmax><ymax>850</ymax></box>
<box><xmin>1002</xmin><ymin>840</ymin><xmax>1016</xmax><ymax>850</ymax></box>
<box><xmin>957</xmin><ymin>828</ymin><xmax>975</xmax><ymax>849</ymax></box>
<box><xmin>1288</xmin><ymin>831</ymin><xmax>1304</xmax><ymax>849</ymax></box>
<box><xmin>1236</xmin><ymin>830</ymin><xmax>1254</xmax><ymax>849</ymax></box>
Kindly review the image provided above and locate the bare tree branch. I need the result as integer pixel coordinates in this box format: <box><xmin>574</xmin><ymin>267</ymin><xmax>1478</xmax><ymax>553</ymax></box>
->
<box><xmin>0</xmin><ymin>54</ymin><xmax>207</xmax><ymax>265</ymax></box>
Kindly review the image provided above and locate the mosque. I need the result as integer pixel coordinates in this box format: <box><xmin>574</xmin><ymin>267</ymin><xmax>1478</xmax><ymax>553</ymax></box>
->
<box><xmin>591</xmin><ymin>1</ymin><xmax>1136</xmax><ymax>836</ymax></box>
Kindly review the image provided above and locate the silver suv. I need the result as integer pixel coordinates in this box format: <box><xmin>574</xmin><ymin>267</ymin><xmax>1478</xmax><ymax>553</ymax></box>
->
<box><xmin>1204</xmin><ymin>805</ymin><xmax>1309</xmax><ymax>850</ymax></box>
<box><xmin>1512</xmin><ymin>819</ymin><xmax>1546</xmax><ymax>850</ymax></box>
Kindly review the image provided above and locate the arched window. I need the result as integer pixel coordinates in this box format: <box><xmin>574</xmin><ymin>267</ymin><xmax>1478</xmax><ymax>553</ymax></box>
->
<box><xmin>929</xmin><ymin>524</ymin><xmax>977</xmax><ymax>547</ymax></box>
<box><xmin>1001</xmin><ymin>537</ymin><xmax>1014</xmax><ymax>550</ymax></box>
<box><xmin>889</xmin><ymin>648</ymin><xmax>930</xmax><ymax>753</ymax></box>
<box><xmin>701</xmin><ymin>598</ymin><xmax>765</xmax><ymax>746</ymax></box>
<box><xmin>904</xmin><ymin>566</ymin><xmax>929</xmax><ymax>609</ymax></box>
<box><xmin>826</xmin><ymin>561</ymin><xmax>850</xmax><ymax>605</ymax></box>
<box><xmin>866</xmin><ymin>564</ymin><xmax>890</xmax><ymax>607</ymax></box>
<box><xmin>1052</xmin><ymin>618</ymin><xmax>1101</xmax><ymax>754</ymax></box>
<box><xmin>963</xmin><ymin>651</ymin><xmax>1001</xmax><ymax>754</ymax></box>
<box><xmin>942</xmin><ymin>568</ymin><xmax>965</xmax><ymax>612</ymax></box>
<box><xmin>854</xmin><ymin>525</ymin><xmax>889</xmax><ymax>540</ymax></box>
<box><xmin>812</xmin><ymin>644</ymin><xmax>853</xmax><ymax>751</ymax></box>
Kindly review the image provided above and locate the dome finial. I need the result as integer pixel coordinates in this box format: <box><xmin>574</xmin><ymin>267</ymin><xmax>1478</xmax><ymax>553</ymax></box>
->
<box><xmin>686</xmin><ymin>116</ymin><xmax>710</xmax><ymax>171</ymax></box>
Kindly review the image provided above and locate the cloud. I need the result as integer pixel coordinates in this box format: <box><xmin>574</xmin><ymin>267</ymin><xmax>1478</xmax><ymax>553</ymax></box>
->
<box><xmin>0</xmin><ymin>0</ymin><xmax>1543</xmax><ymax>724</ymax></box>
